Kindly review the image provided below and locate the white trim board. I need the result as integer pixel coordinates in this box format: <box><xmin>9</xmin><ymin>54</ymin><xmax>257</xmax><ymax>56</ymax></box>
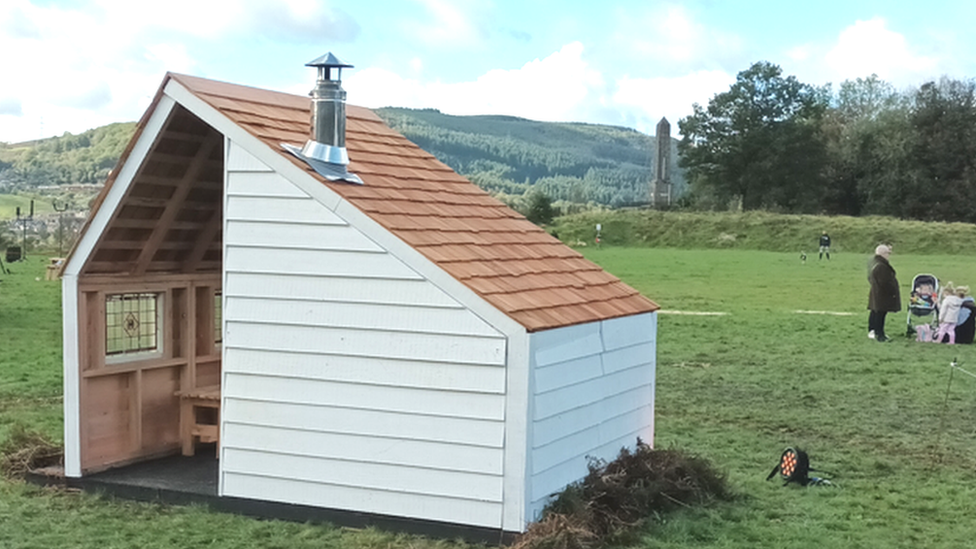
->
<box><xmin>62</xmin><ymin>273</ymin><xmax>81</xmax><ymax>477</ymax></box>
<box><xmin>62</xmin><ymin>95</ymin><xmax>177</xmax><ymax>277</ymax></box>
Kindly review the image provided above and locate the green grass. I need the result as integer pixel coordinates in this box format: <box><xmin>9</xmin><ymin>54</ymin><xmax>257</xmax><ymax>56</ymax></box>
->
<box><xmin>582</xmin><ymin>247</ymin><xmax>976</xmax><ymax>548</ymax></box>
<box><xmin>3</xmin><ymin>243</ymin><xmax>976</xmax><ymax>548</ymax></box>
<box><xmin>0</xmin><ymin>194</ymin><xmax>56</xmax><ymax>220</ymax></box>
<box><xmin>0</xmin><ymin>256</ymin><xmax>64</xmax><ymax>445</ymax></box>
<box><xmin>552</xmin><ymin>209</ymin><xmax>976</xmax><ymax>256</ymax></box>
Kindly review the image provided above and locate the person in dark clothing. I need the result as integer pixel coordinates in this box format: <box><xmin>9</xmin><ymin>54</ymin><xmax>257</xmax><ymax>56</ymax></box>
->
<box><xmin>819</xmin><ymin>231</ymin><xmax>831</xmax><ymax>260</ymax></box>
<box><xmin>951</xmin><ymin>298</ymin><xmax>976</xmax><ymax>344</ymax></box>
<box><xmin>867</xmin><ymin>244</ymin><xmax>900</xmax><ymax>342</ymax></box>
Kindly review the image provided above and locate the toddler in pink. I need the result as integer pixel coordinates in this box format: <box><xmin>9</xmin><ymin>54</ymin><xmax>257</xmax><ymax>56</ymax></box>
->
<box><xmin>933</xmin><ymin>285</ymin><xmax>969</xmax><ymax>344</ymax></box>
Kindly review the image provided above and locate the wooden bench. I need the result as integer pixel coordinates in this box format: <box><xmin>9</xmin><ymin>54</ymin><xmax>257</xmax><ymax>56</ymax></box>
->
<box><xmin>176</xmin><ymin>385</ymin><xmax>221</xmax><ymax>457</ymax></box>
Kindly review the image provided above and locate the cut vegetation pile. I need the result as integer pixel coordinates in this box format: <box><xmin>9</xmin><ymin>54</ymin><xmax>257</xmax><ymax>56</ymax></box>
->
<box><xmin>0</xmin><ymin>425</ymin><xmax>63</xmax><ymax>478</ymax></box>
<box><xmin>512</xmin><ymin>441</ymin><xmax>730</xmax><ymax>549</ymax></box>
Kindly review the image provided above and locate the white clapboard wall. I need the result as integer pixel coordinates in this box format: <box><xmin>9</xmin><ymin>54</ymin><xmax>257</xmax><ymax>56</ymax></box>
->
<box><xmin>220</xmin><ymin>141</ymin><xmax>508</xmax><ymax>528</ymax></box>
<box><xmin>526</xmin><ymin>313</ymin><xmax>656</xmax><ymax>519</ymax></box>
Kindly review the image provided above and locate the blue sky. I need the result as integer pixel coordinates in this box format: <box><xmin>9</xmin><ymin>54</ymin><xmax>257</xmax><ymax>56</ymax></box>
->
<box><xmin>2</xmin><ymin>0</ymin><xmax>976</xmax><ymax>143</ymax></box>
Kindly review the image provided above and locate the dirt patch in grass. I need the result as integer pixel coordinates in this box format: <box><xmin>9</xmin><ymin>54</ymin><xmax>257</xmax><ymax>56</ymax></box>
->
<box><xmin>1</xmin><ymin>425</ymin><xmax>63</xmax><ymax>478</ymax></box>
<box><xmin>511</xmin><ymin>440</ymin><xmax>730</xmax><ymax>549</ymax></box>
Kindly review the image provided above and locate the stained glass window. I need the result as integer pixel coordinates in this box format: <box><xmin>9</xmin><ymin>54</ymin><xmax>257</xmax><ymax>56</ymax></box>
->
<box><xmin>106</xmin><ymin>293</ymin><xmax>160</xmax><ymax>356</ymax></box>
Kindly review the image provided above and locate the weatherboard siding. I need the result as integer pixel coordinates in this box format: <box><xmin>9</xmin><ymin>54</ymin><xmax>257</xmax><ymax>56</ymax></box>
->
<box><xmin>221</xmin><ymin>141</ymin><xmax>508</xmax><ymax>527</ymax></box>
<box><xmin>526</xmin><ymin>313</ymin><xmax>656</xmax><ymax>519</ymax></box>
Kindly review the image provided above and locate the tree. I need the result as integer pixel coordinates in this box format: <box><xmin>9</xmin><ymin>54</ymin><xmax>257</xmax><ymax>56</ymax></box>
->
<box><xmin>821</xmin><ymin>75</ymin><xmax>909</xmax><ymax>216</ymax></box>
<box><xmin>678</xmin><ymin>62</ymin><xmax>829</xmax><ymax>212</ymax></box>
<box><xmin>525</xmin><ymin>190</ymin><xmax>556</xmax><ymax>226</ymax></box>
<box><xmin>905</xmin><ymin>78</ymin><xmax>976</xmax><ymax>222</ymax></box>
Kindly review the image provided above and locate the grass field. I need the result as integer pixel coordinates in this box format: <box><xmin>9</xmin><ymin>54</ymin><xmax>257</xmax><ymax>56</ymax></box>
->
<box><xmin>3</xmin><ymin>247</ymin><xmax>976</xmax><ymax>548</ymax></box>
<box><xmin>0</xmin><ymin>194</ymin><xmax>56</xmax><ymax>220</ymax></box>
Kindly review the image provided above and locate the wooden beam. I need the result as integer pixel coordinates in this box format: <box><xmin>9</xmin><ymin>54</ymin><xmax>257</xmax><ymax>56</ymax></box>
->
<box><xmin>100</xmin><ymin>241</ymin><xmax>198</xmax><ymax>252</ymax></box>
<box><xmin>113</xmin><ymin>218</ymin><xmax>205</xmax><ymax>231</ymax></box>
<box><xmin>149</xmin><ymin>151</ymin><xmax>223</xmax><ymax>166</ymax></box>
<box><xmin>120</xmin><ymin>196</ymin><xmax>171</xmax><ymax>208</ymax></box>
<box><xmin>159</xmin><ymin>129</ymin><xmax>208</xmax><ymax>144</ymax></box>
<box><xmin>136</xmin><ymin>174</ymin><xmax>221</xmax><ymax>187</ymax></box>
<box><xmin>184</xmin><ymin>201</ymin><xmax>223</xmax><ymax>272</ymax></box>
<box><xmin>86</xmin><ymin>260</ymin><xmax>192</xmax><ymax>275</ymax></box>
<box><xmin>82</xmin><ymin>356</ymin><xmax>189</xmax><ymax>378</ymax></box>
<box><xmin>80</xmin><ymin>273</ymin><xmax>220</xmax><ymax>289</ymax></box>
<box><xmin>80</xmin><ymin>105</ymin><xmax>179</xmax><ymax>277</ymax></box>
<box><xmin>133</xmin><ymin>133</ymin><xmax>222</xmax><ymax>276</ymax></box>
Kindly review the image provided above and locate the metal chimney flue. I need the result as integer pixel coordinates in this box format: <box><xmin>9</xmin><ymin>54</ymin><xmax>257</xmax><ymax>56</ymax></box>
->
<box><xmin>283</xmin><ymin>52</ymin><xmax>363</xmax><ymax>185</ymax></box>
<box><xmin>302</xmin><ymin>52</ymin><xmax>353</xmax><ymax>165</ymax></box>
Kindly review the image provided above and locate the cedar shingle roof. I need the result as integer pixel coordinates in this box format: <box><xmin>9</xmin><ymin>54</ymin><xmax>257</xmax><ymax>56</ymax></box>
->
<box><xmin>170</xmin><ymin>73</ymin><xmax>658</xmax><ymax>332</ymax></box>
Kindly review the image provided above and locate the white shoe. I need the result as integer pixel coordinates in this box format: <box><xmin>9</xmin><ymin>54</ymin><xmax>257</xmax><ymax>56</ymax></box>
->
<box><xmin>868</xmin><ymin>330</ymin><xmax>876</xmax><ymax>339</ymax></box>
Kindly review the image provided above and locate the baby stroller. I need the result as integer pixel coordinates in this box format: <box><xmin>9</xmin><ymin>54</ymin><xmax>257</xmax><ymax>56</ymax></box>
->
<box><xmin>906</xmin><ymin>274</ymin><xmax>939</xmax><ymax>339</ymax></box>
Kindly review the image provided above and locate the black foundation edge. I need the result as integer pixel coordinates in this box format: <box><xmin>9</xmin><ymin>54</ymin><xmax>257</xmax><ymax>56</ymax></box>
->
<box><xmin>26</xmin><ymin>472</ymin><xmax>518</xmax><ymax>546</ymax></box>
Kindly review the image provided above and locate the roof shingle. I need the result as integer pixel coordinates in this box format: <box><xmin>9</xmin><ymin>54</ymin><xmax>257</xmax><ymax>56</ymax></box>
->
<box><xmin>170</xmin><ymin>73</ymin><xmax>658</xmax><ymax>331</ymax></box>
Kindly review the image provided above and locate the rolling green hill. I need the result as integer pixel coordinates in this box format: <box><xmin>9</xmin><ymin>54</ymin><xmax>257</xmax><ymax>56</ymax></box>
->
<box><xmin>0</xmin><ymin>123</ymin><xmax>136</xmax><ymax>189</ymax></box>
<box><xmin>375</xmin><ymin>107</ymin><xmax>685</xmax><ymax>207</ymax></box>
<box><xmin>0</xmin><ymin>111</ymin><xmax>682</xmax><ymax>210</ymax></box>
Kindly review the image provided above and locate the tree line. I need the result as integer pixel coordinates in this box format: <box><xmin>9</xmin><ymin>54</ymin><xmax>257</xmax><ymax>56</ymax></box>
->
<box><xmin>0</xmin><ymin>122</ymin><xmax>136</xmax><ymax>189</ymax></box>
<box><xmin>678</xmin><ymin>61</ymin><xmax>976</xmax><ymax>222</ymax></box>
<box><xmin>376</xmin><ymin>108</ymin><xmax>686</xmax><ymax>209</ymax></box>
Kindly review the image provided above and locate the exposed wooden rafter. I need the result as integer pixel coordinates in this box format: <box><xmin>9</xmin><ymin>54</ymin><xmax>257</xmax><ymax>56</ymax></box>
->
<box><xmin>184</xmin><ymin>201</ymin><xmax>223</xmax><ymax>272</ymax></box>
<box><xmin>132</xmin><ymin>132</ymin><xmax>222</xmax><ymax>276</ymax></box>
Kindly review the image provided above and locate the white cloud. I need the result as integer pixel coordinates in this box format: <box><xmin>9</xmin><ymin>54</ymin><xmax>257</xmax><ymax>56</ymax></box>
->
<box><xmin>346</xmin><ymin>41</ymin><xmax>735</xmax><ymax>137</ymax></box>
<box><xmin>0</xmin><ymin>0</ymin><xmax>363</xmax><ymax>142</ymax></box>
<box><xmin>92</xmin><ymin>0</ymin><xmax>358</xmax><ymax>42</ymax></box>
<box><xmin>824</xmin><ymin>19</ymin><xmax>939</xmax><ymax>84</ymax></box>
<box><xmin>346</xmin><ymin>42</ymin><xmax>607</xmax><ymax>123</ymax></box>
<box><xmin>613</xmin><ymin>70</ymin><xmax>736</xmax><ymax>135</ymax></box>
<box><xmin>784</xmin><ymin>18</ymin><xmax>944</xmax><ymax>90</ymax></box>
<box><xmin>0</xmin><ymin>1</ymin><xmax>40</xmax><ymax>39</ymax></box>
<box><xmin>144</xmin><ymin>43</ymin><xmax>198</xmax><ymax>74</ymax></box>
<box><xmin>0</xmin><ymin>97</ymin><xmax>23</xmax><ymax>117</ymax></box>
<box><xmin>409</xmin><ymin>57</ymin><xmax>424</xmax><ymax>74</ymax></box>
<box><xmin>404</xmin><ymin>0</ymin><xmax>491</xmax><ymax>49</ymax></box>
<box><xmin>0</xmin><ymin>1</ymin><xmax>175</xmax><ymax>141</ymax></box>
<box><xmin>614</xmin><ymin>4</ymin><xmax>744</xmax><ymax>73</ymax></box>
<box><xmin>345</xmin><ymin>68</ymin><xmax>428</xmax><ymax>108</ymax></box>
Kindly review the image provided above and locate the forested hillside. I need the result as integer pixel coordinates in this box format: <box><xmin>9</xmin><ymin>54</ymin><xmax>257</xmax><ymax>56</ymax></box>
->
<box><xmin>0</xmin><ymin>123</ymin><xmax>137</xmax><ymax>189</ymax></box>
<box><xmin>375</xmin><ymin>108</ymin><xmax>684</xmax><ymax>208</ymax></box>
<box><xmin>0</xmin><ymin>112</ymin><xmax>681</xmax><ymax>209</ymax></box>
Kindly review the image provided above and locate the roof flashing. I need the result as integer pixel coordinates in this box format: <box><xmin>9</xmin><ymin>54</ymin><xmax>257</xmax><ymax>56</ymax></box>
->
<box><xmin>282</xmin><ymin>142</ymin><xmax>363</xmax><ymax>185</ymax></box>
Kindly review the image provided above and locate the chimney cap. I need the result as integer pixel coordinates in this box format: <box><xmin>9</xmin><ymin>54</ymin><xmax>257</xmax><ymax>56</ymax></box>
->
<box><xmin>306</xmin><ymin>52</ymin><xmax>353</xmax><ymax>70</ymax></box>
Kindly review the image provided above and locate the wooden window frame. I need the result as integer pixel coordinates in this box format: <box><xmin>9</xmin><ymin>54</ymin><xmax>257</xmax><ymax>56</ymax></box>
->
<box><xmin>104</xmin><ymin>292</ymin><xmax>165</xmax><ymax>364</ymax></box>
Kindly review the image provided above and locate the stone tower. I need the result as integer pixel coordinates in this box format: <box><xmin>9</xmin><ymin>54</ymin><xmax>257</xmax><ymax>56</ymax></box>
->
<box><xmin>650</xmin><ymin>117</ymin><xmax>672</xmax><ymax>207</ymax></box>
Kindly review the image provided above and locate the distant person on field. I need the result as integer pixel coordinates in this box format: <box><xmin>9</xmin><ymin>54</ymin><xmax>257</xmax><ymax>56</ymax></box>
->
<box><xmin>819</xmin><ymin>231</ymin><xmax>831</xmax><ymax>260</ymax></box>
<box><xmin>933</xmin><ymin>285</ymin><xmax>969</xmax><ymax>344</ymax></box>
<box><xmin>867</xmin><ymin>244</ymin><xmax>900</xmax><ymax>342</ymax></box>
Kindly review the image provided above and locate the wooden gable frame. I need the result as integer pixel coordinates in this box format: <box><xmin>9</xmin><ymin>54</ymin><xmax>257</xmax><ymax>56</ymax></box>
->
<box><xmin>63</xmin><ymin>94</ymin><xmax>226</xmax><ymax>474</ymax></box>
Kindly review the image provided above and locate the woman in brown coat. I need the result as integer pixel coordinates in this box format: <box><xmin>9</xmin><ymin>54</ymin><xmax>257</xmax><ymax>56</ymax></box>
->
<box><xmin>867</xmin><ymin>244</ymin><xmax>900</xmax><ymax>342</ymax></box>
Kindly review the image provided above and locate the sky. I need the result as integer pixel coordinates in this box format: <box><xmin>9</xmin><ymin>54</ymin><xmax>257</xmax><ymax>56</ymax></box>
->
<box><xmin>2</xmin><ymin>0</ymin><xmax>976</xmax><ymax>144</ymax></box>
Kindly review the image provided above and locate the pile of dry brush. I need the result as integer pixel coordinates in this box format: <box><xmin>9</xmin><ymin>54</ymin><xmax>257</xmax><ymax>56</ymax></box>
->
<box><xmin>511</xmin><ymin>440</ymin><xmax>730</xmax><ymax>549</ymax></box>
<box><xmin>0</xmin><ymin>425</ymin><xmax>63</xmax><ymax>478</ymax></box>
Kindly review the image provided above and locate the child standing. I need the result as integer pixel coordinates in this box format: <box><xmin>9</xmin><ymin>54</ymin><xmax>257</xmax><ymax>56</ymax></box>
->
<box><xmin>933</xmin><ymin>285</ymin><xmax>969</xmax><ymax>344</ymax></box>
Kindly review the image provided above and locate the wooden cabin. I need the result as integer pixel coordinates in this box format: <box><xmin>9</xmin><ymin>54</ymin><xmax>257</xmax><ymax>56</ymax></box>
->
<box><xmin>61</xmin><ymin>55</ymin><xmax>659</xmax><ymax>535</ymax></box>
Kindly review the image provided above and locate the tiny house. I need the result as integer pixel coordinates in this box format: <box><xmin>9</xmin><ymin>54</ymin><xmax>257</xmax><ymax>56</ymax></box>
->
<box><xmin>61</xmin><ymin>54</ymin><xmax>659</xmax><ymax>535</ymax></box>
